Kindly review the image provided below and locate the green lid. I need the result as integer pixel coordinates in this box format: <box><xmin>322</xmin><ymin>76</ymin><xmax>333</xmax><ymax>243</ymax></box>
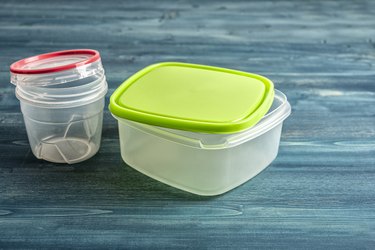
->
<box><xmin>109</xmin><ymin>62</ymin><xmax>274</xmax><ymax>134</ymax></box>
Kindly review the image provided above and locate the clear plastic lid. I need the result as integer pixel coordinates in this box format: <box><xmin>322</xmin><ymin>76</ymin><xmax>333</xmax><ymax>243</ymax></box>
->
<box><xmin>10</xmin><ymin>49</ymin><xmax>104</xmax><ymax>87</ymax></box>
<box><xmin>10</xmin><ymin>49</ymin><xmax>107</xmax><ymax>107</ymax></box>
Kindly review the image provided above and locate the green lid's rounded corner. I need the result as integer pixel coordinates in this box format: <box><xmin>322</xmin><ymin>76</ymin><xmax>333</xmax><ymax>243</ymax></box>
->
<box><xmin>109</xmin><ymin>62</ymin><xmax>275</xmax><ymax>134</ymax></box>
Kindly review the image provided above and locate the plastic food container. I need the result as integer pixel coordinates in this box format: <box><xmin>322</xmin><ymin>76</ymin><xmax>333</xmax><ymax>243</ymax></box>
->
<box><xmin>110</xmin><ymin>62</ymin><xmax>291</xmax><ymax>195</ymax></box>
<box><xmin>10</xmin><ymin>49</ymin><xmax>108</xmax><ymax>164</ymax></box>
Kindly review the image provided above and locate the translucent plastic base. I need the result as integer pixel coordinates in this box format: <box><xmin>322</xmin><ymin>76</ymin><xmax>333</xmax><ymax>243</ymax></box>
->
<box><xmin>21</xmin><ymin>99</ymin><xmax>104</xmax><ymax>164</ymax></box>
<box><xmin>34</xmin><ymin>136</ymin><xmax>99</xmax><ymax>164</ymax></box>
<box><xmin>118</xmin><ymin>121</ymin><xmax>283</xmax><ymax>196</ymax></box>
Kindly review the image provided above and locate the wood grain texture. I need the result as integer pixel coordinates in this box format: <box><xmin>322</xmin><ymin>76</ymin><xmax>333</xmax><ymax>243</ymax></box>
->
<box><xmin>0</xmin><ymin>0</ymin><xmax>374</xmax><ymax>249</ymax></box>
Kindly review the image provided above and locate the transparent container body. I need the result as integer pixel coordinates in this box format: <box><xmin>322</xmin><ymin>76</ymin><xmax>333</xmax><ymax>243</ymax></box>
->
<box><xmin>10</xmin><ymin>50</ymin><xmax>107</xmax><ymax>164</ymax></box>
<box><xmin>113</xmin><ymin>90</ymin><xmax>291</xmax><ymax>196</ymax></box>
<box><xmin>21</xmin><ymin>98</ymin><xmax>104</xmax><ymax>164</ymax></box>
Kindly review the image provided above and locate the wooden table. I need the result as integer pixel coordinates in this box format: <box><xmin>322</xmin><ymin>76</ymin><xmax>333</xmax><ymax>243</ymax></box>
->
<box><xmin>1</xmin><ymin>0</ymin><xmax>374</xmax><ymax>249</ymax></box>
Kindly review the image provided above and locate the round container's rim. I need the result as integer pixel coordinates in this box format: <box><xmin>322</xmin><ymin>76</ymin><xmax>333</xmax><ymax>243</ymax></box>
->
<box><xmin>10</xmin><ymin>49</ymin><xmax>100</xmax><ymax>75</ymax></box>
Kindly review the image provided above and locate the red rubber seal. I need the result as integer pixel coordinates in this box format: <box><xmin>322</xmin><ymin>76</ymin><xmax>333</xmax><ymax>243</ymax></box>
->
<box><xmin>10</xmin><ymin>49</ymin><xmax>100</xmax><ymax>74</ymax></box>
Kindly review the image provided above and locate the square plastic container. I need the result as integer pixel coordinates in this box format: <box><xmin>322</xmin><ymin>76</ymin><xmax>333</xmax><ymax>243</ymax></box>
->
<box><xmin>110</xmin><ymin>62</ymin><xmax>291</xmax><ymax>195</ymax></box>
<box><xmin>114</xmin><ymin>90</ymin><xmax>290</xmax><ymax>195</ymax></box>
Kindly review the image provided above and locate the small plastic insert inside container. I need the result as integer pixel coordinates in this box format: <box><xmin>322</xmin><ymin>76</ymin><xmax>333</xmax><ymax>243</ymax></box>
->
<box><xmin>10</xmin><ymin>49</ymin><xmax>108</xmax><ymax>164</ymax></box>
<box><xmin>110</xmin><ymin>62</ymin><xmax>291</xmax><ymax>195</ymax></box>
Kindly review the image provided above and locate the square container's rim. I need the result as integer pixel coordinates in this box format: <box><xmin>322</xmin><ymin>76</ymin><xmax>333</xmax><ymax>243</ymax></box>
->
<box><xmin>109</xmin><ymin>62</ymin><xmax>275</xmax><ymax>134</ymax></box>
<box><xmin>112</xmin><ymin>89</ymin><xmax>291</xmax><ymax>150</ymax></box>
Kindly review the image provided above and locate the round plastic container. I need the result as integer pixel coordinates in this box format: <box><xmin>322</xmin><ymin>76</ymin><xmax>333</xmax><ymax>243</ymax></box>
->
<box><xmin>10</xmin><ymin>49</ymin><xmax>108</xmax><ymax>164</ymax></box>
<box><xmin>110</xmin><ymin>62</ymin><xmax>291</xmax><ymax>195</ymax></box>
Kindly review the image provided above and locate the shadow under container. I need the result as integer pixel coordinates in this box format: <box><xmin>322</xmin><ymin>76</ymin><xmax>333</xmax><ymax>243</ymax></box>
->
<box><xmin>10</xmin><ymin>49</ymin><xmax>108</xmax><ymax>164</ymax></box>
<box><xmin>110</xmin><ymin>62</ymin><xmax>291</xmax><ymax>196</ymax></box>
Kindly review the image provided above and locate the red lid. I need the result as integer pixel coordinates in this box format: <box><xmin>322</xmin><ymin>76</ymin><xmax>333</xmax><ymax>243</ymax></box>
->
<box><xmin>10</xmin><ymin>49</ymin><xmax>100</xmax><ymax>74</ymax></box>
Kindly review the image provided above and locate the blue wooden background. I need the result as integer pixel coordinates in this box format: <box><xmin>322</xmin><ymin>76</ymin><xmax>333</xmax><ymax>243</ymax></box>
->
<box><xmin>1</xmin><ymin>0</ymin><xmax>374</xmax><ymax>249</ymax></box>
